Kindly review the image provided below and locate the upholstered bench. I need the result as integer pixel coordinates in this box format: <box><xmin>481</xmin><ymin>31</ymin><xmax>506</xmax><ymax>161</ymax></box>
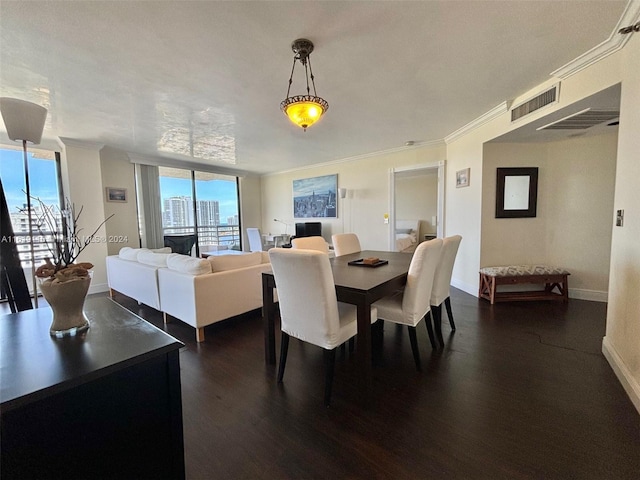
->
<box><xmin>479</xmin><ymin>265</ymin><xmax>570</xmax><ymax>304</ymax></box>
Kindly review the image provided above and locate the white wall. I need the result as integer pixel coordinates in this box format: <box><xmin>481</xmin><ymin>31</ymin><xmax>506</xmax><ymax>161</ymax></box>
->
<box><xmin>545</xmin><ymin>134</ymin><xmax>617</xmax><ymax>298</ymax></box>
<box><xmin>239</xmin><ymin>175</ymin><xmax>262</xmax><ymax>250</ymax></box>
<box><xmin>481</xmin><ymin>143</ymin><xmax>548</xmax><ymax>266</ymax></box>
<box><xmin>99</xmin><ymin>147</ymin><xmax>140</xmax><ymax>255</ymax></box>
<box><xmin>602</xmin><ymin>33</ymin><xmax>640</xmax><ymax>414</ymax></box>
<box><xmin>261</xmin><ymin>145</ymin><xmax>446</xmax><ymax>250</ymax></box>
<box><xmin>58</xmin><ymin>140</ymin><xmax>109</xmax><ymax>293</ymax></box>
<box><xmin>481</xmin><ymin>133</ymin><xmax>617</xmax><ymax>300</ymax></box>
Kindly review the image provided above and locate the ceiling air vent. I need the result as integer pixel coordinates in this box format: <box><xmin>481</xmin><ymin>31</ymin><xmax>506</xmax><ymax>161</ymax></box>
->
<box><xmin>511</xmin><ymin>84</ymin><xmax>559</xmax><ymax>122</ymax></box>
<box><xmin>536</xmin><ymin>108</ymin><xmax>620</xmax><ymax>130</ymax></box>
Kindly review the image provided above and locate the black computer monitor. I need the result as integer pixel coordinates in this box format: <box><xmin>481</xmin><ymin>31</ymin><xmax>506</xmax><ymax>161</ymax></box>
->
<box><xmin>305</xmin><ymin>222</ymin><xmax>322</xmax><ymax>237</ymax></box>
<box><xmin>294</xmin><ymin>222</ymin><xmax>322</xmax><ymax>238</ymax></box>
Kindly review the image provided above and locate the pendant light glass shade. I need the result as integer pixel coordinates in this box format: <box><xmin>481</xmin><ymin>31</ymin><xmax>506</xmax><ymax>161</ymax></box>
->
<box><xmin>281</xmin><ymin>95</ymin><xmax>329</xmax><ymax>131</ymax></box>
<box><xmin>281</xmin><ymin>39</ymin><xmax>328</xmax><ymax>131</ymax></box>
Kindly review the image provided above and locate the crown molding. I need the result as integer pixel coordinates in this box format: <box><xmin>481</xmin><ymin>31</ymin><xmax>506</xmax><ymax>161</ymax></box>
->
<box><xmin>444</xmin><ymin>102</ymin><xmax>508</xmax><ymax>144</ymax></box>
<box><xmin>265</xmin><ymin>139</ymin><xmax>445</xmax><ymax>177</ymax></box>
<box><xmin>57</xmin><ymin>137</ymin><xmax>104</xmax><ymax>150</ymax></box>
<box><xmin>550</xmin><ymin>0</ymin><xmax>640</xmax><ymax>79</ymax></box>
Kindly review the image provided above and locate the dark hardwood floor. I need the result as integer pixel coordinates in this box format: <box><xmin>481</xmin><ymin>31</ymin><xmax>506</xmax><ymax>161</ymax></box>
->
<box><xmin>8</xmin><ymin>289</ymin><xmax>640</xmax><ymax>479</ymax></box>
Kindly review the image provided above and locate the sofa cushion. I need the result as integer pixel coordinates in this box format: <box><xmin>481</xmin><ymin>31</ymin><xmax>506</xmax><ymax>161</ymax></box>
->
<box><xmin>137</xmin><ymin>250</ymin><xmax>171</xmax><ymax>268</ymax></box>
<box><xmin>119</xmin><ymin>246</ymin><xmax>172</xmax><ymax>261</ymax></box>
<box><xmin>119</xmin><ymin>247</ymin><xmax>140</xmax><ymax>261</ymax></box>
<box><xmin>167</xmin><ymin>254</ymin><xmax>212</xmax><ymax>275</ymax></box>
<box><xmin>208</xmin><ymin>251</ymin><xmax>262</xmax><ymax>272</ymax></box>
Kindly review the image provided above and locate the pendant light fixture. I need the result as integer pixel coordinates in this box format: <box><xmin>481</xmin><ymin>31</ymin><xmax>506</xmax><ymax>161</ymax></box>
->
<box><xmin>280</xmin><ymin>38</ymin><xmax>329</xmax><ymax>131</ymax></box>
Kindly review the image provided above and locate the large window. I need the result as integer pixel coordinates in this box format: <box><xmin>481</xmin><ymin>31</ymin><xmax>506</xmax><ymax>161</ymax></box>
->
<box><xmin>158</xmin><ymin>167</ymin><xmax>240</xmax><ymax>255</ymax></box>
<box><xmin>0</xmin><ymin>146</ymin><xmax>62</xmax><ymax>296</ymax></box>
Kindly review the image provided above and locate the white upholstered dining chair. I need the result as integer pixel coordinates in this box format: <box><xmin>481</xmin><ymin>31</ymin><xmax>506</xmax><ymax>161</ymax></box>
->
<box><xmin>428</xmin><ymin>235</ymin><xmax>463</xmax><ymax>347</ymax></box>
<box><xmin>268</xmin><ymin>248</ymin><xmax>377</xmax><ymax>406</ymax></box>
<box><xmin>372</xmin><ymin>238</ymin><xmax>443</xmax><ymax>370</ymax></box>
<box><xmin>331</xmin><ymin>233</ymin><xmax>361</xmax><ymax>257</ymax></box>
<box><xmin>291</xmin><ymin>236</ymin><xmax>330</xmax><ymax>254</ymax></box>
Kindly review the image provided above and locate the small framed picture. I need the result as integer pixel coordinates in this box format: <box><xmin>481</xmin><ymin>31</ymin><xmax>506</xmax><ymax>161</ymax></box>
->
<box><xmin>456</xmin><ymin>168</ymin><xmax>470</xmax><ymax>188</ymax></box>
<box><xmin>106</xmin><ymin>187</ymin><xmax>127</xmax><ymax>203</ymax></box>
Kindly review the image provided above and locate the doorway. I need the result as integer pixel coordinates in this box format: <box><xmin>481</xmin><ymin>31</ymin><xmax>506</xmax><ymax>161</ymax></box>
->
<box><xmin>389</xmin><ymin>161</ymin><xmax>444</xmax><ymax>251</ymax></box>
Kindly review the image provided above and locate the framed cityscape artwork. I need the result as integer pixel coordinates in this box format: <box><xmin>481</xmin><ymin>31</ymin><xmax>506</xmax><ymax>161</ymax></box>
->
<box><xmin>106</xmin><ymin>187</ymin><xmax>127</xmax><ymax>203</ymax></box>
<box><xmin>293</xmin><ymin>174</ymin><xmax>337</xmax><ymax>218</ymax></box>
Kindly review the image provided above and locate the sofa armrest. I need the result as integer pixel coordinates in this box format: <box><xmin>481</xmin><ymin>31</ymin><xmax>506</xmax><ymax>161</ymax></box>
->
<box><xmin>106</xmin><ymin>255</ymin><xmax>162</xmax><ymax>309</ymax></box>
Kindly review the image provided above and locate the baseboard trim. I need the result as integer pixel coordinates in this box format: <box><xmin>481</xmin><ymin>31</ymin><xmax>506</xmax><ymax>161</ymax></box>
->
<box><xmin>89</xmin><ymin>283</ymin><xmax>109</xmax><ymax>295</ymax></box>
<box><xmin>451</xmin><ymin>278</ymin><xmax>477</xmax><ymax>297</ymax></box>
<box><xmin>602</xmin><ymin>336</ymin><xmax>640</xmax><ymax>416</ymax></box>
<box><xmin>569</xmin><ymin>288</ymin><xmax>608</xmax><ymax>303</ymax></box>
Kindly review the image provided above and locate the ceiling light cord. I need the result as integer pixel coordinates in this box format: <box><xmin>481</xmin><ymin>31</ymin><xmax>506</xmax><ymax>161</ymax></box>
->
<box><xmin>285</xmin><ymin>58</ymin><xmax>296</xmax><ymax>99</ymax></box>
<box><xmin>307</xmin><ymin>57</ymin><xmax>318</xmax><ymax>98</ymax></box>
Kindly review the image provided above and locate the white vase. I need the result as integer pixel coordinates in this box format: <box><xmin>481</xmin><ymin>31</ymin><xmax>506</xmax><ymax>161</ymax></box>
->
<box><xmin>38</xmin><ymin>273</ymin><xmax>92</xmax><ymax>337</ymax></box>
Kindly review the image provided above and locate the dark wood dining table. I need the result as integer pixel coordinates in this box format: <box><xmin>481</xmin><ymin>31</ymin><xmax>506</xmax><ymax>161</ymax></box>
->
<box><xmin>262</xmin><ymin>250</ymin><xmax>413</xmax><ymax>402</ymax></box>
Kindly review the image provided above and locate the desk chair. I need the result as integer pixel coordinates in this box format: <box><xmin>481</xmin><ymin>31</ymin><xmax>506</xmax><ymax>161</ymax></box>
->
<box><xmin>373</xmin><ymin>239</ymin><xmax>443</xmax><ymax>370</ymax></box>
<box><xmin>331</xmin><ymin>233</ymin><xmax>361</xmax><ymax>257</ymax></box>
<box><xmin>246</xmin><ymin>227</ymin><xmax>269</xmax><ymax>252</ymax></box>
<box><xmin>163</xmin><ymin>234</ymin><xmax>197</xmax><ymax>256</ymax></box>
<box><xmin>269</xmin><ymin>248</ymin><xmax>377</xmax><ymax>406</ymax></box>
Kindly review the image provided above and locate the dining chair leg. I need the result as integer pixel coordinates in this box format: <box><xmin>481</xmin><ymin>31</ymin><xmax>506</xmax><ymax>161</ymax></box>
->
<box><xmin>323</xmin><ymin>348</ymin><xmax>337</xmax><ymax>406</ymax></box>
<box><xmin>407</xmin><ymin>326</ymin><xmax>421</xmax><ymax>371</ymax></box>
<box><xmin>424</xmin><ymin>311</ymin><xmax>437</xmax><ymax>349</ymax></box>
<box><xmin>432</xmin><ymin>304</ymin><xmax>445</xmax><ymax>348</ymax></box>
<box><xmin>277</xmin><ymin>332</ymin><xmax>290</xmax><ymax>383</ymax></box>
<box><xmin>444</xmin><ymin>297</ymin><xmax>456</xmax><ymax>331</ymax></box>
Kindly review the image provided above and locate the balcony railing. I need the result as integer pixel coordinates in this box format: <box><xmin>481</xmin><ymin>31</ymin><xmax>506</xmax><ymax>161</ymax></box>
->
<box><xmin>162</xmin><ymin>224</ymin><xmax>241</xmax><ymax>252</ymax></box>
<box><xmin>6</xmin><ymin>231</ymin><xmax>59</xmax><ymax>269</ymax></box>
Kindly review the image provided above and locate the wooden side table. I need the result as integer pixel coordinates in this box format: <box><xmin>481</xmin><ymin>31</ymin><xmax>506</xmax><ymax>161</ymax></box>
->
<box><xmin>1</xmin><ymin>297</ymin><xmax>185</xmax><ymax>479</ymax></box>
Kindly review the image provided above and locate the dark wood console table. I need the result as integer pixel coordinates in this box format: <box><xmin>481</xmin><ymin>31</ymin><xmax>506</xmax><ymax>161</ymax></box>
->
<box><xmin>0</xmin><ymin>296</ymin><xmax>185</xmax><ymax>479</ymax></box>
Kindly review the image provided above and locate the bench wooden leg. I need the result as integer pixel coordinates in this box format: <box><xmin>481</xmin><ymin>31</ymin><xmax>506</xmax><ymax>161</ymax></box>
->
<box><xmin>490</xmin><ymin>276</ymin><xmax>496</xmax><ymax>304</ymax></box>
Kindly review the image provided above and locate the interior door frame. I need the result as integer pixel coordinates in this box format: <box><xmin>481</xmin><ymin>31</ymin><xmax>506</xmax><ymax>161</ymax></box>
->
<box><xmin>389</xmin><ymin>161</ymin><xmax>445</xmax><ymax>251</ymax></box>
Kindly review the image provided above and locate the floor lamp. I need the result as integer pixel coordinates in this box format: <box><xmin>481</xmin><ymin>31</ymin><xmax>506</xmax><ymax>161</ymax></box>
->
<box><xmin>338</xmin><ymin>188</ymin><xmax>347</xmax><ymax>233</ymax></box>
<box><xmin>0</xmin><ymin>98</ymin><xmax>48</xmax><ymax>307</ymax></box>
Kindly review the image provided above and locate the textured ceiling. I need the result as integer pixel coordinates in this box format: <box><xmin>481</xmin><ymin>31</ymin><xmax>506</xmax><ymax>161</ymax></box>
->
<box><xmin>0</xmin><ymin>1</ymin><xmax>628</xmax><ymax>175</ymax></box>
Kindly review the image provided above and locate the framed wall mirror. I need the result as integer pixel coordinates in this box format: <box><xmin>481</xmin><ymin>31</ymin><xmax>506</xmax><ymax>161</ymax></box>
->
<box><xmin>495</xmin><ymin>167</ymin><xmax>538</xmax><ymax>218</ymax></box>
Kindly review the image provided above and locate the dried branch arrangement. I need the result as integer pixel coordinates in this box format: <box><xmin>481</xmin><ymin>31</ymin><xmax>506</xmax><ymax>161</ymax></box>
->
<box><xmin>23</xmin><ymin>197</ymin><xmax>114</xmax><ymax>282</ymax></box>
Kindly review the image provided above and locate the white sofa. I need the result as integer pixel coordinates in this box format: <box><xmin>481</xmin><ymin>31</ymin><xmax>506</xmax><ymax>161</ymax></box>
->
<box><xmin>158</xmin><ymin>251</ymin><xmax>273</xmax><ymax>342</ymax></box>
<box><xmin>106</xmin><ymin>247</ymin><xmax>274</xmax><ymax>343</ymax></box>
<box><xmin>106</xmin><ymin>247</ymin><xmax>171</xmax><ymax>310</ymax></box>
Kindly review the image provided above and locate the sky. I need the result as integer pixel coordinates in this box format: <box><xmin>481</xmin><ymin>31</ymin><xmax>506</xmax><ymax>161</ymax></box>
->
<box><xmin>1</xmin><ymin>147</ymin><xmax>239</xmax><ymax>222</ymax></box>
<box><xmin>0</xmin><ymin>149</ymin><xmax>59</xmax><ymax>213</ymax></box>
